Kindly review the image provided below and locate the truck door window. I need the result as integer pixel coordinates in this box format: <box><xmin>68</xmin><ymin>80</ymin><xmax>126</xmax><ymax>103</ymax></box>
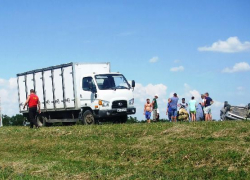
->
<box><xmin>82</xmin><ymin>77</ymin><xmax>96</xmax><ymax>91</ymax></box>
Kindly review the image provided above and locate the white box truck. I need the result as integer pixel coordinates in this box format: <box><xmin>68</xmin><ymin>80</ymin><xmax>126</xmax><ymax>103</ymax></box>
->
<box><xmin>17</xmin><ymin>62</ymin><xmax>136</xmax><ymax>126</ymax></box>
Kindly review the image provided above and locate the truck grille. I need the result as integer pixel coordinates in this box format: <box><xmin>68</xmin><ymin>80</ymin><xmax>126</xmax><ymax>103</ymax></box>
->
<box><xmin>112</xmin><ymin>100</ymin><xmax>127</xmax><ymax>109</ymax></box>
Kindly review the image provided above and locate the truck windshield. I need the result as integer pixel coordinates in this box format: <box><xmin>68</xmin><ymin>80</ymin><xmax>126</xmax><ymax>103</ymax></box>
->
<box><xmin>95</xmin><ymin>74</ymin><xmax>130</xmax><ymax>90</ymax></box>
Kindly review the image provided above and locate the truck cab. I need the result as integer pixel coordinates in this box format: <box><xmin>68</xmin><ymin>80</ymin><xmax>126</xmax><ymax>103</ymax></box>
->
<box><xmin>79</xmin><ymin>73</ymin><xmax>136</xmax><ymax>124</ymax></box>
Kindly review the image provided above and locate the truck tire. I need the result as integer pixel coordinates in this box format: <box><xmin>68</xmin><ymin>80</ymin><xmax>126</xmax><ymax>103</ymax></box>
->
<box><xmin>82</xmin><ymin>110</ymin><xmax>95</xmax><ymax>125</ymax></box>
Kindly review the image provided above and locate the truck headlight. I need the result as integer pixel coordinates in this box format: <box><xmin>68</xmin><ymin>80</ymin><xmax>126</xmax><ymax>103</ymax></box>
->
<box><xmin>129</xmin><ymin>98</ymin><xmax>134</xmax><ymax>105</ymax></box>
<box><xmin>99</xmin><ymin>100</ymin><xmax>110</xmax><ymax>107</ymax></box>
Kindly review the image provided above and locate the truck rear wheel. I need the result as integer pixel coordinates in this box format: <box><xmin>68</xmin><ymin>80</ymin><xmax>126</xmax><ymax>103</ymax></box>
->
<box><xmin>82</xmin><ymin>110</ymin><xmax>95</xmax><ymax>125</ymax></box>
<box><xmin>37</xmin><ymin>116</ymin><xmax>52</xmax><ymax>127</ymax></box>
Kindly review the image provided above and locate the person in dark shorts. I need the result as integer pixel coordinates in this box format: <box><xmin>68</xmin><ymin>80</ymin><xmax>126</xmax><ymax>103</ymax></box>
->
<box><xmin>23</xmin><ymin>89</ymin><xmax>41</xmax><ymax>128</ymax></box>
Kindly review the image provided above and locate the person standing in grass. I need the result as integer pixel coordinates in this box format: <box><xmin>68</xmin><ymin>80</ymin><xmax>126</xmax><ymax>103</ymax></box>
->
<box><xmin>189</xmin><ymin>96</ymin><xmax>197</xmax><ymax>122</ymax></box>
<box><xmin>166</xmin><ymin>98</ymin><xmax>172</xmax><ymax>122</ymax></box>
<box><xmin>200</xmin><ymin>94</ymin><xmax>206</xmax><ymax>120</ymax></box>
<box><xmin>23</xmin><ymin>89</ymin><xmax>41</xmax><ymax>128</ymax></box>
<box><xmin>144</xmin><ymin>99</ymin><xmax>152</xmax><ymax>123</ymax></box>
<box><xmin>170</xmin><ymin>93</ymin><xmax>179</xmax><ymax>122</ymax></box>
<box><xmin>204</xmin><ymin>92</ymin><xmax>214</xmax><ymax>121</ymax></box>
<box><xmin>152</xmin><ymin>94</ymin><xmax>158</xmax><ymax>122</ymax></box>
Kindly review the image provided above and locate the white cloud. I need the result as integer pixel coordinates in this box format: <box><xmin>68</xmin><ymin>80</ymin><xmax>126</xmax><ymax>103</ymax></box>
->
<box><xmin>0</xmin><ymin>78</ymin><xmax>7</xmax><ymax>86</ymax></box>
<box><xmin>177</xmin><ymin>83</ymin><xmax>201</xmax><ymax>101</ymax></box>
<box><xmin>149</xmin><ymin>56</ymin><xmax>159</xmax><ymax>63</ymax></box>
<box><xmin>9</xmin><ymin>78</ymin><xmax>17</xmax><ymax>89</ymax></box>
<box><xmin>134</xmin><ymin>83</ymin><xmax>167</xmax><ymax>103</ymax></box>
<box><xmin>0</xmin><ymin>77</ymin><xmax>19</xmax><ymax>116</ymax></box>
<box><xmin>198</xmin><ymin>37</ymin><xmax>250</xmax><ymax>53</ymax></box>
<box><xmin>170</xmin><ymin>66</ymin><xmax>184</xmax><ymax>72</ymax></box>
<box><xmin>222</xmin><ymin>62</ymin><xmax>250</xmax><ymax>73</ymax></box>
<box><xmin>213</xmin><ymin>100</ymin><xmax>224</xmax><ymax>108</ymax></box>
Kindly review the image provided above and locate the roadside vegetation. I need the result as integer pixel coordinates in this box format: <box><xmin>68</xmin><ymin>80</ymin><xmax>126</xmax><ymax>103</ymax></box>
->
<box><xmin>0</xmin><ymin>121</ymin><xmax>249</xmax><ymax>179</ymax></box>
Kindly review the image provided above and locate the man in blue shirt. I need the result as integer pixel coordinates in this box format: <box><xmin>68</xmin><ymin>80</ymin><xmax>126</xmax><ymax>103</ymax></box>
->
<box><xmin>170</xmin><ymin>93</ymin><xmax>179</xmax><ymax>122</ymax></box>
<box><xmin>204</xmin><ymin>92</ymin><xmax>214</xmax><ymax>121</ymax></box>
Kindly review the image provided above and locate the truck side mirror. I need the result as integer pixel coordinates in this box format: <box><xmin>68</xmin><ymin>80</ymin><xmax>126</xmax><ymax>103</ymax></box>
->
<box><xmin>132</xmin><ymin>80</ymin><xmax>135</xmax><ymax>88</ymax></box>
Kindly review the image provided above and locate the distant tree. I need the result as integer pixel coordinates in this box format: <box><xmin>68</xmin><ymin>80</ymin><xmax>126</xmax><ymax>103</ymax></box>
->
<box><xmin>2</xmin><ymin>114</ymin><xmax>25</xmax><ymax>126</ymax></box>
<box><xmin>11</xmin><ymin>114</ymin><xmax>25</xmax><ymax>126</ymax></box>
<box><xmin>127</xmin><ymin>116</ymin><xmax>139</xmax><ymax>123</ymax></box>
<box><xmin>2</xmin><ymin>115</ymin><xmax>11</xmax><ymax>126</ymax></box>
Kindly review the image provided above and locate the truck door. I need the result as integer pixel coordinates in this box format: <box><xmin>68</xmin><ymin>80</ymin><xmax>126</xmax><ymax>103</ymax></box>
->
<box><xmin>18</xmin><ymin>75</ymin><xmax>27</xmax><ymax>112</ymax></box>
<box><xmin>53</xmin><ymin>68</ymin><xmax>64</xmax><ymax>109</ymax></box>
<box><xmin>43</xmin><ymin>70</ymin><xmax>54</xmax><ymax>110</ymax></box>
<box><xmin>80</xmin><ymin>77</ymin><xmax>96</xmax><ymax>108</ymax></box>
<box><xmin>63</xmin><ymin>66</ymin><xmax>75</xmax><ymax>108</ymax></box>
<box><xmin>34</xmin><ymin>72</ymin><xmax>45</xmax><ymax>110</ymax></box>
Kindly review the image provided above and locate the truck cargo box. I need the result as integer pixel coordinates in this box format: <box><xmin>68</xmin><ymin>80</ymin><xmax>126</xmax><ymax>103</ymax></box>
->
<box><xmin>17</xmin><ymin>62</ymin><xmax>110</xmax><ymax>113</ymax></box>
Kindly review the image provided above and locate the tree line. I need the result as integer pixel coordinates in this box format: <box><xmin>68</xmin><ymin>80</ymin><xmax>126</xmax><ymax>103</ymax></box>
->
<box><xmin>1</xmin><ymin>114</ymin><xmax>25</xmax><ymax>126</ymax></box>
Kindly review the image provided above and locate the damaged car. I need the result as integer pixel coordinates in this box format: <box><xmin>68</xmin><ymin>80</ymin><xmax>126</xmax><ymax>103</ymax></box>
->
<box><xmin>220</xmin><ymin>101</ymin><xmax>250</xmax><ymax>120</ymax></box>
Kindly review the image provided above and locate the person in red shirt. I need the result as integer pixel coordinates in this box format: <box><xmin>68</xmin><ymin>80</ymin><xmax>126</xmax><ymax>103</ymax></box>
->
<box><xmin>23</xmin><ymin>89</ymin><xmax>41</xmax><ymax>128</ymax></box>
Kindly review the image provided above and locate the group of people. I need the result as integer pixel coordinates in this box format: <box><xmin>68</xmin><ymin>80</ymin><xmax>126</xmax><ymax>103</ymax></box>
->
<box><xmin>144</xmin><ymin>92</ymin><xmax>214</xmax><ymax>123</ymax></box>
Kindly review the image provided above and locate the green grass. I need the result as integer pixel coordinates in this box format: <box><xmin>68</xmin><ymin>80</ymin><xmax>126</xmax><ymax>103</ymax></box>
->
<box><xmin>0</xmin><ymin>121</ymin><xmax>250</xmax><ymax>179</ymax></box>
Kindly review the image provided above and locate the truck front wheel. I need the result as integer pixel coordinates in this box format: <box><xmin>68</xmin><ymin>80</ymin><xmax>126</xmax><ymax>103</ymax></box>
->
<box><xmin>82</xmin><ymin>110</ymin><xmax>95</xmax><ymax>125</ymax></box>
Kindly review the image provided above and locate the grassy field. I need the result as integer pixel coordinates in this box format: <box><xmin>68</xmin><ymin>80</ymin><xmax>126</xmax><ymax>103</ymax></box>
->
<box><xmin>0</xmin><ymin>121</ymin><xmax>249</xmax><ymax>180</ymax></box>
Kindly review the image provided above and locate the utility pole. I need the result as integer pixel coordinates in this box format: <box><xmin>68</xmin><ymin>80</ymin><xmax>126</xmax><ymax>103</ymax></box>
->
<box><xmin>0</xmin><ymin>97</ymin><xmax>2</xmax><ymax>127</ymax></box>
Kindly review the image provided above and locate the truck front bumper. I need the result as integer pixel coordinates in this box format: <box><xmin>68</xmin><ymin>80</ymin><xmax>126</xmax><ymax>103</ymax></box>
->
<box><xmin>93</xmin><ymin>108</ymin><xmax>136</xmax><ymax>118</ymax></box>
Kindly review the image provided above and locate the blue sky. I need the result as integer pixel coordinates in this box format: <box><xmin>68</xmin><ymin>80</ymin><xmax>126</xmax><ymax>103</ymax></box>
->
<box><xmin>0</xmin><ymin>0</ymin><xmax>250</xmax><ymax>119</ymax></box>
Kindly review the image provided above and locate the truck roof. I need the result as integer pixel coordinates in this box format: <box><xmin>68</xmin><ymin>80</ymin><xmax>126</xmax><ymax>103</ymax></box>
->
<box><xmin>16</xmin><ymin>62</ymin><xmax>110</xmax><ymax>76</ymax></box>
